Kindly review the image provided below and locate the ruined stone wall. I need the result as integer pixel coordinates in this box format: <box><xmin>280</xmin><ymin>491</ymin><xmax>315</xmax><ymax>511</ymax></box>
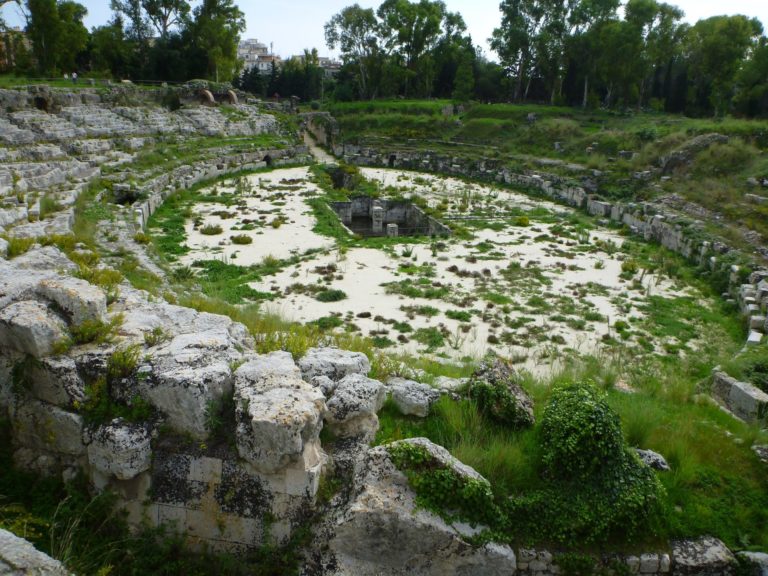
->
<box><xmin>0</xmin><ymin>249</ymin><xmax>330</xmax><ymax>551</ymax></box>
<box><xmin>132</xmin><ymin>146</ymin><xmax>310</xmax><ymax>230</ymax></box>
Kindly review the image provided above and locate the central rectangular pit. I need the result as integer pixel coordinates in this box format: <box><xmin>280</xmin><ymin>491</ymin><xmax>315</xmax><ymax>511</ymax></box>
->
<box><xmin>330</xmin><ymin>196</ymin><xmax>451</xmax><ymax>238</ymax></box>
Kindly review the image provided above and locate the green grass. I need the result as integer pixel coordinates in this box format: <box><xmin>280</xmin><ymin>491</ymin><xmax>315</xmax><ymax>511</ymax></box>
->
<box><xmin>376</xmin><ymin>348</ymin><xmax>768</xmax><ymax>550</ymax></box>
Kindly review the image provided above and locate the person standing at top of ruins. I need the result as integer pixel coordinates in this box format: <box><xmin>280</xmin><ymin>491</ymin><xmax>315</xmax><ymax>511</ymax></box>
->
<box><xmin>72</xmin><ymin>72</ymin><xmax>78</xmax><ymax>84</ymax></box>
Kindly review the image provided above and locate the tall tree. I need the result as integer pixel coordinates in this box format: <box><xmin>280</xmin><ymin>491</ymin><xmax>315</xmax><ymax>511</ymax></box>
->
<box><xmin>734</xmin><ymin>37</ymin><xmax>768</xmax><ymax>117</ymax></box>
<box><xmin>325</xmin><ymin>4</ymin><xmax>380</xmax><ymax>99</ymax></box>
<box><xmin>90</xmin><ymin>15</ymin><xmax>131</xmax><ymax>77</ymax></box>
<box><xmin>141</xmin><ymin>0</ymin><xmax>189</xmax><ymax>38</ymax></box>
<box><xmin>376</xmin><ymin>0</ymin><xmax>450</xmax><ymax>96</ymax></box>
<box><xmin>189</xmin><ymin>0</ymin><xmax>245</xmax><ymax>82</ymax></box>
<box><xmin>25</xmin><ymin>0</ymin><xmax>61</xmax><ymax>73</ymax></box>
<box><xmin>624</xmin><ymin>0</ymin><xmax>683</xmax><ymax>107</ymax></box>
<box><xmin>56</xmin><ymin>0</ymin><xmax>88</xmax><ymax>72</ymax></box>
<box><xmin>451</xmin><ymin>49</ymin><xmax>475</xmax><ymax>101</ymax></box>
<box><xmin>110</xmin><ymin>0</ymin><xmax>150</xmax><ymax>43</ymax></box>
<box><xmin>684</xmin><ymin>15</ymin><xmax>763</xmax><ymax>116</ymax></box>
<box><xmin>491</xmin><ymin>0</ymin><xmax>545</xmax><ymax>100</ymax></box>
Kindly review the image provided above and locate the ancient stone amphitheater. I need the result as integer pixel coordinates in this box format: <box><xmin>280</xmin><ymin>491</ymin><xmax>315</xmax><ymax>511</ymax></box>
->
<box><xmin>0</xmin><ymin>85</ymin><xmax>766</xmax><ymax>575</ymax></box>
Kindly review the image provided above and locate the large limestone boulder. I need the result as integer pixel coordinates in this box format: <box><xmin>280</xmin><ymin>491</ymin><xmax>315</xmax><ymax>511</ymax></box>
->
<box><xmin>327</xmin><ymin>438</ymin><xmax>516</xmax><ymax>575</ymax></box>
<box><xmin>9</xmin><ymin>246</ymin><xmax>78</xmax><ymax>273</ymax></box>
<box><xmin>234</xmin><ymin>358</ymin><xmax>326</xmax><ymax>474</ymax></box>
<box><xmin>299</xmin><ymin>347</ymin><xmax>371</xmax><ymax>382</ymax></box>
<box><xmin>671</xmin><ymin>537</ymin><xmax>736</xmax><ymax>575</ymax></box>
<box><xmin>139</xmin><ymin>357</ymin><xmax>232</xmax><ymax>440</ymax></box>
<box><xmin>0</xmin><ymin>529</ymin><xmax>71</xmax><ymax>576</ymax></box>
<box><xmin>387</xmin><ymin>377</ymin><xmax>440</xmax><ymax>417</ymax></box>
<box><xmin>326</xmin><ymin>373</ymin><xmax>386</xmax><ymax>438</ymax></box>
<box><xmin>468</xmin><ymin>358</ymin><xmax>535</xmax><ymax>428</ymax></box>
<box><xmin>235</xmin><ymin>351</ymin><xmax>301</xmax><ymax>381</ymax></box>
<box><xmin>0</xmin><ymin>301</ymin><xmax>67</xmax><ymax>358</ymax></box>
<box><xmin>86</xmin><ymin>419</ymin><xmax>152</xmax><ymax>481</ymax></box>
<box><xmin>36</xmin><ymin>277</ymin><xmax>106</xmax><ymax>326</ymax></box>
<box><xmin>116</xmin><ymin>294</ymin><xmax>255</xmax><ymax>439</ymax></box>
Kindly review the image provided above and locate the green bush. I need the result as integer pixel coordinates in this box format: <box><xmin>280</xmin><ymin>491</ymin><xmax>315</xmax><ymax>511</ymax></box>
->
<box><xmin>540</xmin><ymin>383</ymin><xmax>624</xmax><ymax>479</ymax></box>
<box><xmin>200</xmin><ymin>224</ymin><xmax>223</xmax><ymax>235</ymax></box>
<box><xmin>388</xmin><ymin>442</ymin><xmax>499</xmax><ymax>527</ymax></box>
<box><xmin>315</xmin><ymin>289</ymin><xmax>347</xmax><ymax>302</ymax></box>
<box><xmin>519</xmin><ymin>382</ymin><xmax>666</xmax><ymax>543</ymax></box>
<box><xmin>231</xmin><ymin>234</ymin><xmax>253</xmax><ymax>245</ymax></box>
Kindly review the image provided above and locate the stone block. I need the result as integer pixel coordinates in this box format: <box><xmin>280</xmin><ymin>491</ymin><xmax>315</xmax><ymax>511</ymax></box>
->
<box><xmin>639</xmin><ymin>553</ymin><xmax>660</xmax><ymax>573</ymax></box>
<box><xmin>0</xmin><ymin>300</ymin><xmax>67</xmax><ymax>358</ymax></box>
<box><xmin>660</xmin><ymin>553</ymin><xmax>671</xmax><ymax>573</ymax></box>
<box><xmin>188</xmin><ymin>456</ymin><xmax>223</xmax><ymax>483</ymax></box>
<box><xmin>13</xmin><ymin>399</ymin><xmax>84</xmax><ymax>456</ymax></box>
<box><xmin>36</xmin><ymin>277</ymin><xmax>107</xmax><ymax>326</ymax></box>
<box><xmin>672</xmin><ymin>537</ymin><xmax>736</xmax><ymax>575</ymax></box>
<box><xmin>299</xmin><ymin>347</ymin><xmax>371</xmax><ymax>382</ymax></box>
<box><xmin>234</xmin><ymin>370</ymin><xmax>326</xmax><ymax>473</ymax></box>
<box><xmin>158</xmin><ymin>504</ymin><xmax>187</xmax><ymax>531</ymax></box>
<box><xmin>87</xmin><ymin>419</ymin><xmax>151</xmax><ymax>481</ymax></box>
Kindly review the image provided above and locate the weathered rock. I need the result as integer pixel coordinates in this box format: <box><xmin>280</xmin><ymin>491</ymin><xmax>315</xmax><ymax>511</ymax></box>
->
<box><xmin>433</xmin><ymin>376</ymin><xmax>467</xmax><ymax>392</ymax></box>
<box><xmin>299</xmin><ymin>347</ymin><xmax>371</xmax><ymax>382</ymax></box>
<box><xmin>27</xmin><ymin>356</ymin><xmax>85</xmax><ymax>408</ymax></box>
<box><xmin>0</xmin><ymin>301</ymin><xmax>67</xmax><ymax>358</ymax></box>
<box><xmin>326</xmin><ymin>373</ymin><xmax>386</xmax><ymax>438</ymax></box>
<box><xmin>36</xmin><ymin>277</ymin><xmax>107</xmax><ymax>326</ymax></box>
<box><xmin>387</xmin><ymin>377</ymin><xmax>440</xmax><ymax>417</ymax></box>
<box><xmin>87</xmin><ymin>419</ymin><xmax>151</xmax><ymax>481</ymax></box>
<box><xmin>9</xmin><ymin>246</ymin><xmax>77</xmax><ymax>273</ymax></box>
<box><xmin>326</xmin><ymin>438</ymin><xmax>515</xmax><ymax>575</ymax></box>
<box><xmin>711</xmin><ymin>371</ymin><xmax>768</xmax><ymax>423</ymax></box>
<box><xmin>141</xmin><ymin>358</ymin><xmax>232</xmax><ymax>440</ymax></box>
<box><xmin>635</xmin><ymin>448</ymin><xmax>671</xmax><ymax>471</ymax></box>
<box><xmin>310</xmin><ymin>375</ymin><xmax>337</xmax><ymax>397</ymax></box>
<box><xmin>0</xmin><ymin>529</ymin><xmax>71</xmax><ymax>576</ymax></box>
<box><xmin>234</xmin><ymin>364</ymin><xmax>326</xmax><ymax>473</ymax></box>
<box><xmin>660</xmin><ymin>134</ymin><xmax>729</xmax><ymax>174</ymax></box>
<box><xmin>12</xmin><ymin>398</ymin><xmax>85</xmax><ymax>457</ymax></box>
<box><xmin>468</xmin><ymin>358</ymin><xmax>535</xmax><ymax>428</ymax></box>
<box><xmin>671</xmin><ymin>537</ymin><xmax>736</xmax><ymax>575</ymax></box>
<box><xmin>738</xmin><ymin>552</ymin><xmax>768</xmax><ymax>576</ymax></box>
<box><xmin>0</xmin><ymin>237</ymin><xmax>8</xmax><ymax>258</ymax></box>
<box><xmin>234</xmin><ymin>351</ymin><xmax>301</xmax><ymax>381</ymax></box>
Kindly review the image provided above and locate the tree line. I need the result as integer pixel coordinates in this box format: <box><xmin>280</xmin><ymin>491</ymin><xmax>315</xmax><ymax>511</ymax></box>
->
<box><xmin>1</xmin><ymin>0</ymin><xmax>767</xmax><ymax>116</ymax></box>
<box><xmin>0</xmin><ymin>0</ymin><xmax>245</xmax><ymax>82</ymax></box>
<box><xmin>324</xmin><ymin>0</ymin><xmax>768</xmax><ymax>116</ymax></box>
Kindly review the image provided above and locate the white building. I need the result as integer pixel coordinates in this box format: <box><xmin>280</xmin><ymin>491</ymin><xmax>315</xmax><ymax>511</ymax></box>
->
<box><xmin>238</xmin><ymin>39</ymin><xmax>282</xmax><ymax>74</ymax></box>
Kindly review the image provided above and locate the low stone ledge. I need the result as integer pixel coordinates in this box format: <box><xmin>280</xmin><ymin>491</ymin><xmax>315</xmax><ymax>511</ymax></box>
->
<box><xmin>711</xmin><ymin>371</ymin><xmax>768</xmax><ymax>423</ymax></box>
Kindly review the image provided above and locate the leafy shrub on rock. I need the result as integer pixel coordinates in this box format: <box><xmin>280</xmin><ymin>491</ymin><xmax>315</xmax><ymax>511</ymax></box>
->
<box><xmin>509</xmin><ymin>382</ymin><xmax>666</xmax><ymax>543</ymax></box>
<box><xmin>467</xmin><ymin>358</ymin><xmax>535</xmax><ymax>429</ymax></box>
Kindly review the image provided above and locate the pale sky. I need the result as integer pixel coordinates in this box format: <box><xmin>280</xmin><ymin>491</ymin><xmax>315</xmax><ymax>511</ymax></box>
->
<box><xmin>2</xmin><ymin>0</ymin><xmax>767</xmax><ymax>60</ymax></box>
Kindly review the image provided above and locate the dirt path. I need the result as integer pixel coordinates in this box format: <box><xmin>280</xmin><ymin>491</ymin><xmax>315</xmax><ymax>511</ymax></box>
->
<box><xmin>303</xmin><ymin>132</ymin><xmax>337</xmax><ymax>164</ymax></box>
